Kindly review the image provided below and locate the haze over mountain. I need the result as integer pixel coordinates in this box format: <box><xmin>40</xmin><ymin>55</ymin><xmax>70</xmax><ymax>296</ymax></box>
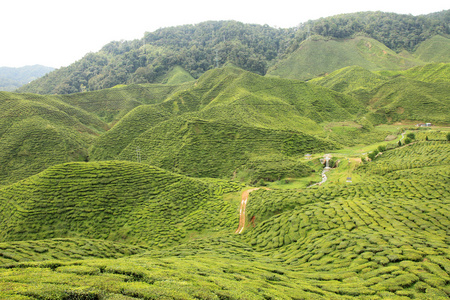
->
<box><xmin>0</xmin><ymin>65</ymin><xmax>54</xmax><ymax>91</ymax></box>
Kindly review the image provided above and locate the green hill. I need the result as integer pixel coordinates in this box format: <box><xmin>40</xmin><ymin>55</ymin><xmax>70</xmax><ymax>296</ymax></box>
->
<box><xmin>0</xmin><ymin>91</ymin><xmax>108</xmax><ymax>186</ymax></box>
<box><xmin>162</xmin><ymin>65</ymin><xmax>196</xmax><ymax>85</ymax></box>
<box><xmin>267</xmin><ymin>35</ymin><xmax>422</xmax><ymax>81</ymax></box>
<box><xmin>395</xmin><ymin>63</ymin><xmax>450</xmax><ymax>83</ymax></box>
<box><xmin>0</xmin><ymin>161</ymin><xmax>240</xmax><ymax>246</ymax></box>
<box><xmin>364</xmin><ymin>77</ymin><xmax>450</xmax><ymax>124</ymax></box>
<box><xmin>414</xmin><ymin>35</ymin><xmax>450</xmax><ymax>63</ymax></box>
<box><xmin>90</xmin><ymin>67</ymin><xmax>371</xmax><ymax>181</ymax></box>
<box><xmin>309</xmin><ymin>65</ymin><xmax>388</xmax><ymax>94</ymax></box>
<box><xmin>310</xmin><ymin>64</ymin><xmax>450</xmax><ymax>124</ymax></box>
<box><xmin>58</xmin><ymin>81</ymin><xmax>193</xmax><ymax>123</ymax></box>
<box><xmin>0</xmin><ymin>141</ymin><xmax>448</xmax><ymax>299</ymax></box>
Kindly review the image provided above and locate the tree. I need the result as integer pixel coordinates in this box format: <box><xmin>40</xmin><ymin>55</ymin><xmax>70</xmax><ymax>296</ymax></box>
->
<box><xmin>377</xmin><ymin>145</ymin><xmax>387</xmax><ymax>152</ymax></box>
<box><xmin>406</xmin><ymin>133</ymin><xmax>415</xmax><ymax>140</ymax></box>
<box><xmin>368</xmin><ymin>149</ymin><xmax>379</xmax><ymax>161</ymax></box>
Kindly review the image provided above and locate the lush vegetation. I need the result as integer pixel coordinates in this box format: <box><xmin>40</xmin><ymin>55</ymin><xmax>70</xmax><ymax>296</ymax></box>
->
<box><xmin>16</xmin><ymin>10</ymin><xmax>450</xmax><ymax>94</ymax></box>
<box><xmin>311</xmin><ymin>63</ymin><xmax>450</xmax><ymax>124</ymax></box>
<box><xmin>290</xmin><ymin>10</ymin><xmax>450</xmax><ymax>53</ymax></box>
<box><xmin>1</xmin><ymin>10</ymin><xmax>449</xmax><ymax>299</ymax></box>
<box><xmin>0</xmin><ymin>135</ymin><xmax>448</xmax><ymax>299</ymax></box>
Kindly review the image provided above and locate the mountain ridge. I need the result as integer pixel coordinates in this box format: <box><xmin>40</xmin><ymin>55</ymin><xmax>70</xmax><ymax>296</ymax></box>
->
<box><xmin>16</xmin><ymin>10</ymin><xmax>450</xmax><ymax>94</ymax></box>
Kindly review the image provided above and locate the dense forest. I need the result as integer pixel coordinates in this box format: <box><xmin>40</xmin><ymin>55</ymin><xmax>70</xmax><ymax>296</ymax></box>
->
<box><xmin>17</xmin><ymin>10</ymin><xmax>450</xmax><ymax>94</ymax></box>
<box><xmin>291</xmin><ymin>10</ymin><xmax>450</xmax><ymax>52</ymax></box>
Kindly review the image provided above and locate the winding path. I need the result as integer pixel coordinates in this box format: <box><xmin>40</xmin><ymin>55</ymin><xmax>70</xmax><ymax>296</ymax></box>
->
<box><xmin>235</xmin><ymin>188</ymin><xmax>260</xmax><ymax>234</ymax></box>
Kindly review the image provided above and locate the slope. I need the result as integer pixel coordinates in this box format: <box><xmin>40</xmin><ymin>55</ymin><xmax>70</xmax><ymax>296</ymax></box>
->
<box><xmin>310</xmin><ymin>64</ymin><xmax>450</xmax><ymax>124</ymax></box>
<box><xmin>309</xmin><ymin>65</ymin><xmax>388</xmax><ymax>94</ymax></box>
<box><xmin>90</xmin><ymin>67</ymin><xmax>365</xmax><ymax>181</ymax></box>
<box><xmin>116</xmin><ymin>117</ymin><xmax>334</xmax><ymax>180</ymax></box>
<box><xmin>59</xmin><ymin>80</ymin><xmax>194</xmax><ymax>123</ymax></box>
<box><xmin>363</xmin><ymin>77</ymin><xmax>450</xmax><ymax>124</ymax></box>
<box><xmin>0</xmin><ymin>142</ymin><xmax>448</xmax><ymax>299</ymax></box>
<box><xmin>413</xmin><ymin>35</ymin><xmax>450</xmax><ymax>63</ymax></box>
<box><xmin>0</xmin><ymin>92</ymin><xmax>107</xmax><ymax>186</ymax></box>
<box><xmin>267</xmin><ymin>35</ymin><xmax>422</xmax><ymax>81</ymax></box>
<box><xmin>0</xmin><ymin>161</ymin><xmax>241</xmax><ymax>247</ymax></box>
<box><xmin>391</xmin><ymin>62</ymin><xmax>450</xmax><ymax>83</ymax></box>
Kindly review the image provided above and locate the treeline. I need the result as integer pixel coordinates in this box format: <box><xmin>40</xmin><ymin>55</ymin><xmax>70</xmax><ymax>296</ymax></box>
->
<box><xmin>291</xmin><ymin>10</ymin><xmax>450</xmax><ymax>53</ymax></box>
<box><xmin>18</xmin><ymin>21</ymin><xmax>294</xmax><ymax>94</ymax></box>
<box><xmin>17</xmin><ymin>10</ymin><xmax>450</xmax><ymax>94</ymax></box>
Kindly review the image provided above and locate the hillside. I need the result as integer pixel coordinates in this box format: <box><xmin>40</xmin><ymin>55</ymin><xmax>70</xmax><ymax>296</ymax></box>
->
<box><xmin>267</xmin><ymin>35</ymin><xmax>422</xmax><ymax>80</ymax></box>
<box><xmin>310</xmin><ymin>64</ymin><xmax>450</xmax><ymax>124</ymax></box>
<box><xmin>89</xmin><ymin>67</ymin><xmax>375</xmax><ymax>181</ymax></box>
<box><xmin>0</xmin><ymin>65</ymin><xmax>54</xmax><ymax>92</ymax></box>
<box><xmin>414</xmin><ymin>35</ymin><xmax>450</xmax><ymax>63</ymax></box>
<box><xmin>0</xmin><ymin>161</ymin><xmax>241</xmax><ymax>246</ymax></box>
<box><xmin>0</xmin><ymin>139</ymin><xmax>448</xmax><ymax>299</ymax></box>
<box><xmin>0</xmin><ymin>91</ymin><xmax>107</xmax><ymax>186</ymax></box>
<box><xmin>16</xmin><ymin>10</ymin><xmax>450</xmax><ymax>94</ymax></box>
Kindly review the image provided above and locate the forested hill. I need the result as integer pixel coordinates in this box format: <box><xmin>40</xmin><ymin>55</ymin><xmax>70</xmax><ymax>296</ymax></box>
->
<box><xmin>17</xmin><ymin>10</ymin><xmax>450</xmax><ymax>95</ymax></box>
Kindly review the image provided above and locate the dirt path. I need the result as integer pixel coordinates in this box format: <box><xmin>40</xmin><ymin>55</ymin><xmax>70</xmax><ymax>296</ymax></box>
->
<box><xmin>235</xmin><ymin>188</ymin><xmax>260</xmax><ymax>234</ymax></box>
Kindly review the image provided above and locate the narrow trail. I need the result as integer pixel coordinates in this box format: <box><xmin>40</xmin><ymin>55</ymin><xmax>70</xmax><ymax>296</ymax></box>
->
<box><xmin>308</xmin><ymin>168</ymin><xmax>330</xmax><ymax>187</ymax></box>
<box><xmin>235</xmin><ymin>188</ymin><xmax>260</xmax><ymax>234</ymax></box>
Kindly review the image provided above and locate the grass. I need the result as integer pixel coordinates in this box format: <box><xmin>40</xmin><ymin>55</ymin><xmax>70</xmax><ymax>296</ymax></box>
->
<box><xmin>0</xmin><ymin>161</ymin><xmax>241</xmax><ymax>247</ymax></box>
<box><xmin>0</xmin><ymin>61</ymin><xmax>449</xmax><ymax>299</ymax></box>
<box><xmin>267</xmin><ymin>36</ymin><xmax>422</xmax><ymax>80</ymax></box>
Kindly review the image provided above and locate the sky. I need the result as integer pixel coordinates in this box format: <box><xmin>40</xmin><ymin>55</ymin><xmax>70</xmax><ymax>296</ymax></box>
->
<box><xmin>1</xmin><ymin>0</ymin><xmax>448</xmax><ymax>68</ymax></box>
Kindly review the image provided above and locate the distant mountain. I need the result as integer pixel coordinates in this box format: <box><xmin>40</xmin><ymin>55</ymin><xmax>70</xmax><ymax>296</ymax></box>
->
<box><xmin>17</xmin><ymin>10</ymin><xmax>450</xmax><ymax>94</ymax></box>
<box><xmin>0</xmin><ymin>65</ymin><xmax>54</xmax><ymax>91</ymax></box>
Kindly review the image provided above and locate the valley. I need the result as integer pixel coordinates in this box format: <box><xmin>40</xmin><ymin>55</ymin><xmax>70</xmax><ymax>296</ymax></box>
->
<box><xmin>0</xmin><ymin>10</ymin><xmax>449</xmax><ymax>299</ymax></box>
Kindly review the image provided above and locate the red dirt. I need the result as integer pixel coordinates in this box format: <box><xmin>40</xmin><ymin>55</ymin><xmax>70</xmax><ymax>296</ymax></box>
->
<box><xmin>235</xmin><ymin>188</ymin><xmax>260</xmax><ymax>234</ymax></box>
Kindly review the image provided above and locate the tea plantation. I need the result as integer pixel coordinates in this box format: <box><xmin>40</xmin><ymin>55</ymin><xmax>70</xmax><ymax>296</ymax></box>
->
<box><xmin>0</xmin><ymin>63</ymin><xmax>449</xmax><ymax>299</ymax></box>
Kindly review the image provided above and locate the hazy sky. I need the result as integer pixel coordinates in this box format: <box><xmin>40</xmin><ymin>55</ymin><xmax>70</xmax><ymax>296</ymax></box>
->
<box><xmin>1</xmin><ymin>0</ymin><xmax>448</xmax><ymax>68</ymax></box>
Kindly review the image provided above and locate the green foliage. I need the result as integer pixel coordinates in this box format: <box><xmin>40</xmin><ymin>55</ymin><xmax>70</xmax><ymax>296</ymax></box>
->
<box><xmin>290</xmin><ymin>11</ymin><xmax>450</xmax><ymax>53</ymax></box>
<box><xmin>267</xmin><ymin>36</ymin><xmax>422</xmax><ymax>80</ymax></box>
<box><xmin>18</xmin><ymin>21</ymin><xmax>294</xmax><ymax>94</ymax></box>
<box><xmin>406</xmin><ymin>133</ymin><xmax>416</xmax><ymax>140</ymax></box>
<box><xmin>414</xmin><ymin>35</ymin><xmax>450</xmax><ymax>63</ymax></box>
<box><xmin>0</xmin><ymin>161</ymin><xmax>241</xmax><ymax>247</ymax></box>
<box><xmin>0</xmin><ymin>91</ymin><xmax>106</xmax><ymax>185</ymax></box>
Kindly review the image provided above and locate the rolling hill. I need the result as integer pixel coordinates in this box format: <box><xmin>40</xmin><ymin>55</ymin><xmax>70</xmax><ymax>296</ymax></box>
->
<box><xmin>0</xmin><ymin>91</ymin><xmax>107</xmax><ymax>186</ymax></box>
<box><xmin>90</xmin><ymin>67</ymin><xmax>373</xmax><ymax>181</ymax></box>
<box><xmin>0</xmin><ymin>140</ymin><xmax>448</xmax><ymax>299</ymax></box>
<box><xmin>0</xmin><ymin>161</ymin><xmax>241</xmax><ymax>246</ymax></box>
<box><xmin>267</xmin><ymin>35</ymin><xmax>422</xmax><ymax>81</ymax></box>
<box><xmin>310</xmin><ymin>64</ymin><xmax>450</xmax><ymax>124</ymax></box>
<box><xmin>0</xmin><ymin>9</ymin><xmax>449</xmax><ymax>300</ymax></box>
